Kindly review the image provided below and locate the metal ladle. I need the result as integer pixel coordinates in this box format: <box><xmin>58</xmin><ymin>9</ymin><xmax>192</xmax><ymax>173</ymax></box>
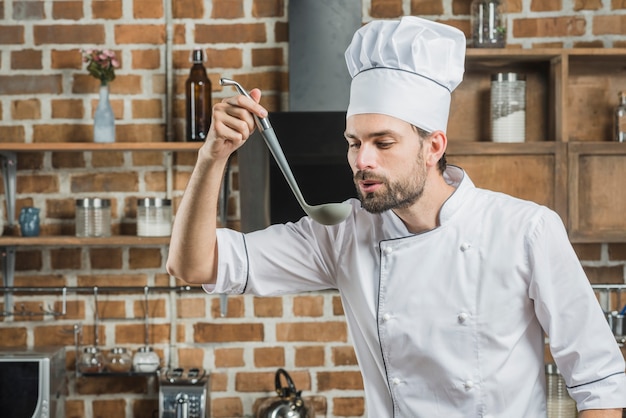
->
<box><xmin>220</xmin><ymin>78</ymin><xmax>351</xmax><ymax>226</ymax></box>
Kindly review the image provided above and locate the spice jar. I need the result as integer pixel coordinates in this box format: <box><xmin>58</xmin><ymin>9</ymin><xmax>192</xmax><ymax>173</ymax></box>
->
<box><xmin>132</xmin><ymin>346</ymin><xmax>160</xmax><ymax>373</ymax></box>
<box><xmin>106</xmin><ymin>347</ymin><xmax>132</xmax><ymax>373</ymax></box>
<box><xmin>75</xmin><ymin>198</ymin><xmax>111</xmax><ymax>237</ymax></box>
<box><xmin>78</xmin><ymin>346</ymin><xmax>104</xmax><ymax>374</ymax></box>
<box><xmin>137</xmin><ymin>198</ymin><xmax>172</xmax><ymax>237</ymax></box>
<box><xmin>491</xmin><ymin>73</ymin><xmax>526</xmax><ymax>143</ymax></box>
<box><xmin>471</xmin><ymin>0</ymin><xmax>506</xmax><ymax>48</ymax></box>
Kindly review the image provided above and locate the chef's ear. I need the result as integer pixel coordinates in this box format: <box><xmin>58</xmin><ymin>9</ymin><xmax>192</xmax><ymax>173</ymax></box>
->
<box><xmin>425</xmin><ymin>130</ymin><xmax>447</xmax><ymax>168</ymax></box>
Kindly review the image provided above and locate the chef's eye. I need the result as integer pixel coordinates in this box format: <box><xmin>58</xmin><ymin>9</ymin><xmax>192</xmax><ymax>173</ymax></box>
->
<box><xmin>348</xmin><ymin>142</ymin><xmax>360</xmax><ymax>149</ymax></box>
<box><xmin>377</xmin><ymin>142</ymin><xmax>393</xmax><ymax>149</ymax></box>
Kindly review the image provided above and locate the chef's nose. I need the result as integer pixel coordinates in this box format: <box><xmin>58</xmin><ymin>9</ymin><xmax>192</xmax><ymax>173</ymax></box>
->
<box><xmin>354</xmin><ymin>144</ymin><xmax>377</xmax><ymax>170</ymax></box>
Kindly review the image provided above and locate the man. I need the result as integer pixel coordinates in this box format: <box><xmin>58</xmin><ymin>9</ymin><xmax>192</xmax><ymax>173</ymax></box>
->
<box><xmin>167</xmin><ymin>16</ymin><xmax>626</xmax><ymax>417</ymax></box>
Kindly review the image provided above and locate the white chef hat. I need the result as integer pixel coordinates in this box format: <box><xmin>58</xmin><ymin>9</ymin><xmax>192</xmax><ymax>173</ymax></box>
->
<box><xmin>345</xmin><ymin>16</ymin><xmax>466</xmax><ymax>133</ymax></box>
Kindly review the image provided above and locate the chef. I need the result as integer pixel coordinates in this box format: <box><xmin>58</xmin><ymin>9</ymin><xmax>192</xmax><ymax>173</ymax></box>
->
<box><xmin>167</xmin><ymin>16</ymin><xmax>626</xmax><ymax>417</ymax></box>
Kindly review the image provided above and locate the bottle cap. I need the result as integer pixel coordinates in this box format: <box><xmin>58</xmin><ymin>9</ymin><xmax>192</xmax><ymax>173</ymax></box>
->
<box><xmin>191</xmin><ymin>49</ymin><xmax>204</xmax><ymax>63</ymax></box>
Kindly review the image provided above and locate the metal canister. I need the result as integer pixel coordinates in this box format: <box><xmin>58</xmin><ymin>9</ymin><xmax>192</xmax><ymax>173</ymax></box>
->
<box><xmin>545</xmin><ymin>363</ymin><xmax>576</xmax><ymax>418</ymax></box>
<box><xmin>75</xmin><ymin>198</ymin><xmax>111</xmax><ymax>237</ymax></box>
<box><xmin>137</xmin><ymin>198</ymin><xmax>172</xmax><ymax>237</ymax></box>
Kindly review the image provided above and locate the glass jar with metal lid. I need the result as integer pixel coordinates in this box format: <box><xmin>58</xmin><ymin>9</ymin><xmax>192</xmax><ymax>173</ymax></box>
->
<box><xmin>75</xmin><ymin>198</ymin><xmax>111</xmax><ymax>237</ymax></box>
<box><xmin>137</xmin><ymin>198</ymin><xmax>172</xmax><ymax>237</ymax></box>
<box><xmin>78</xmin><ymin>346</ymin><xmax>104</xmax><ymax>374</ymax></box>
<box><xmin>106</xmin><ymin>347</ymin><xmax>132</xmax><ymax>373</ymax></box>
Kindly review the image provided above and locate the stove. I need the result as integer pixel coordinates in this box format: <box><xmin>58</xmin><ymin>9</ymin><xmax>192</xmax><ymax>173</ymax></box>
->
<box><xmin>158</xmin><ymin>367</ymin><xmax>209</xmax><ymax>418</ymax></box>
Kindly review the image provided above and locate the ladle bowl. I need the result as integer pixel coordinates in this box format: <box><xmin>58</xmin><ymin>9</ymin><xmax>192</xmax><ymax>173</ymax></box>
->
<box><xmin>220</xmin><ymin>78</ymin><xmax>352</xmax><ymax>226</ymax></box>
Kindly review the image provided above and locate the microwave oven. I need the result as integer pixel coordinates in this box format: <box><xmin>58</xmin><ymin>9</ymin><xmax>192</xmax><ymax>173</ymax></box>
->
<box><xmin>0</xmin><ymin>346</ymin><xmax>66</xmax><ymax>418</ymax></box>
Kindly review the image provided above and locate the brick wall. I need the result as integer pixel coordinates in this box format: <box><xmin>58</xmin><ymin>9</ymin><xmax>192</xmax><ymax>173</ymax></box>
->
<box><xmin>1</xmin><ymin>1</ymin><xmax>626</xmax><ymax>417</ymax></box>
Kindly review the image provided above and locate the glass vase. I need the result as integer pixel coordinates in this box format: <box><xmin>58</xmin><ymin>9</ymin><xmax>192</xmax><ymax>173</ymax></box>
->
<box><xmin>94</xmin><ymin>83</ymin><xmax>115</xmax><ymax>143</ymax></box>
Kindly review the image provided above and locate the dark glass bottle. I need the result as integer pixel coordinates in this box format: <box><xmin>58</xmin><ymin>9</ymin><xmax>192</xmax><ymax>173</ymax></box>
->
<box><xmin>185</xmin><ymin>49</ymin><xmax>212</xmax><ymax>142</ymax></box>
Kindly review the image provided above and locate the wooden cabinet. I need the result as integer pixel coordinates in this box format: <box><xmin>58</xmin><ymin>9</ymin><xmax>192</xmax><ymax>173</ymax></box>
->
<box><xmin>447</xmin><ymin>48</ymin><xmax>626</xmax><ymax>243</ymax></box>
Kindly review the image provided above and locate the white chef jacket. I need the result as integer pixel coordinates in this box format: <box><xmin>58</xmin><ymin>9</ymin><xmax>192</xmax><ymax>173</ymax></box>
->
<box><xmin>204</xmin><ymin>166</ymin><xmax>626</xmax><ymax>417</ymax></box>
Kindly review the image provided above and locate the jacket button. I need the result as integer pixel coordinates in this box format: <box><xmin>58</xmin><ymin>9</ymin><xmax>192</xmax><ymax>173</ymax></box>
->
<box><xmin>460</xmin><ymin>242</ymin><xmax>472</xmax><ymax>251</ymax></box>
<box><xmin>458</xmin><ymin>312</ymin><xmax>469</xmax><ymax>323</ymax></box>
<box><xmin>464</xmin><ymin>380</ymin><xmax>474</xmax><ymax>389</ymax></box>
<box><xmin>384</xmin><ymin>246</ymin><xmax>393</xmax><ymax>255</ymax></box>
<box><xmin>391</xmin><ymin>377</ymin><xmax>401</xmax><ymax>385</ymax></box>
<box><xmin>382</xmin><ymin>313</ymin><xmax>392</xmax><ymax>322</ymax></box>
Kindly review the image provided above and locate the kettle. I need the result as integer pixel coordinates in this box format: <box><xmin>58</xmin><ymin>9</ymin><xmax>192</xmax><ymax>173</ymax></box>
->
<box><xmin>256</xmin><ymin>368</ymin><xmax>312</xmax><ymax>418</ymax></box>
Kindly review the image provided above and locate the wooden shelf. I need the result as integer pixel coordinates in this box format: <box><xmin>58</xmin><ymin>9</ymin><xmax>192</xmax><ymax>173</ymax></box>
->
<box><xmin>0</xmin><ymin>235</ymin><xmax>170</xmax><ymax>246</ymax></box>
<box><xmin>0</xmin><ymin>142</ymin><xmax>202</xmax><ymax>152</ymax></box>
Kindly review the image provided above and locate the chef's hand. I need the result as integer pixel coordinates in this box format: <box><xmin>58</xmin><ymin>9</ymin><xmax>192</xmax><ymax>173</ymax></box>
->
<box><xmin>202</xmin><ymin>88</ymin><xmax>267</xmax><ymax>161</ymax></box>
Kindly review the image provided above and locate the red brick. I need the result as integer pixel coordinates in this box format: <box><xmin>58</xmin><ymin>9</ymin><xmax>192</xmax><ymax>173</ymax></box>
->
<box><xmin>0</xmin><ymin>25</ymin><xmax>25</xmax><ymax>44</ymax></box>
<box><xmin>212</xmin><ymin>0</ymin><xmax>244</xmax><ymax>18</ymax></box>
<box><xmin>173</xmin><ymin>0</ymin><xmax>205</xmax><ymax>18</ymax></box>
<box><xmin>132</xmin><ymin>99</ymin><xmax>163</xmax><ymax>119</ymax></box>
<box><xmin>194</xmin><ymin>323</ymin><xmax>264</xmax><ymax>342</ymax></box>
<box><xmin>115</xmin><ymin>24</ymin><xmax>165</xmax><ymax>44</ymax></box>
<box><xmin>177</xmin><ymin>297</ymin><xmax>207</xmax><ymax>318</ymax></box>
<box><xmin>177</xmin><ymin>347</ymin><xmax>204</xmax><ymax>368</ymax></box>
<box><xmin>13</xmin><ymin>0</ymin><xmax>44</xmax><ymax>19</ymax></box>
<box><xmin>133</xmin><ymin>298</ymin><xmax>166</xmax><ymax>318</ymax></box>
<box><xmin>254</xmin><ymin>296</ymin><xmax>283</xmax><ymax>317</ymax></box>
<box><xmin>51</xmin><ymin>49</ymin><xmax>83</xmax><ymax>69</ymax></box>
<box><xmin>32</xmin><ymin>124</ymin><xmax>91</xmax><ymax>143</ymax></box>
<box><xmin>235</xmin><ymin>370</ymin><xmax>310</xmax><ymax>392</ymax></box>
<box><xmin>50</xmin><ymin>248</ymin><xmax>82</xmax><ymax>269</ymax></box>
<box><xmin>252</xmin><ymin>0</ymin><xmax>285</xmax><ymax>17</ymax></box>
<box><xmin>0</xmin><ymin>125</ymin><xmax>25</xmax><ymax>142</ymax></box>
<box><xmin>593</xmin><ymin>15</ymin><xmax>626</xmax><ymax>35</ymax></box>
<box><xmin>295</xmin><ymin>346</ymin><xmax>325</xmax><ymax>367</ymax></box>
<box><xmin>195</xmin><ymin>23</ymin><xmax>267</xmax><ymax>44</ymax></box>
<box><xmin>93</xmin><ymin>0</ymin><xmax>123</xmax><ymax>19</ymax></box>
<box><xmin>293</xmin><ymin>295</ymin><xmax>324</xmax><ymax>317</ymax></box>
<box><xmin>583</xmin><ymin>265</ymin><xmax>625</xmax><ymax>284</ymax></box>
<box><xmin>11</xmin><ymin>49</ymin><xmax>42</xmax><ymax>70</ymax></box>
<box><xmin>252</xmin><ymin>47</ymin><xmax>284</xmax><ymax>67</ymax></box>
<box><xmin>18</xmin><ymin>174</ymin><xmax>60</xmax><ymax>194</ymax></box>
<box><xmin>276</xmin><ymin>322</ymin><xmax>347</xmax><ymax>342</ymax></box>
<box><xmin>317</xmin><ymin>371</ymin><xmax>364</xmax><ymax>391</ymax></box>
<box><xmin>92</xmin><ymin>399</ymin><xmax>126</xmax><ymax>418</ymax></box>
<box><xmin>371</xmin><ymin>0</ymin><xmax>403</xmax><ymax>18</ymax></box>
<box><xmin>0</xmin><ymin>75</ymin><xmax>62</xmax><ymax>95</ymax></box>
<box><xmin>215</xmin><ymin>347</ymin><xmax>245</xmax><ymax>367</ymax></box>
<box><xmin>116</xmin><ymin>323</ymin><xmax>170</xmax><ymax>344</ymax></box>
<box><xmin>65</xmin><ymin>400</ymin><xmax>85</xmax><ymax>418</ymax></box>
<box><xmin>608</xmin><ymin>244</ymin><xmax>626</xmax><ymax>260</ymax></box>
<box><xmin>11</xmin><ymin>99</ymin><xmax>41</xmax><ymax>120</ymax></box>
<box><xmin>129</xmin><ymin>247</ymin><xmax>162</xmax><ymax>269</ymax></box>
<box><xmin>77</xmin><ymin>274</ymin><xmax>147</xmax><ymax>288</ymax></box>
<box><xmin>410</xmin><ymin>0</ymin><xmax>444</xmax><ymax>15</ymax></box>
<box><xmin>254</xmin><ymin>346</ymin><xmax>285</xmax><ymax>367</ymax></box>
<box><xmin>333</xmin><ymin>397</ymin><xmax>366</xmax><ymax>417</ymax></box>
<box><xmin>210</xmin><ymin>295</ymin><xmax>245</xmax><ymax>318</ymax></box>
<box><xmin>513</xmin><ymin>17</ymin><xmax>586</xmax><ymax>38</ymax></box>
<box><xmin>51</xmin><ymin>99</ymin><xmax>84</xmax><ymax>119</ymax></box>
<box><xmin>75</xmin><ymin>375</ymin><xmax>148</xmax><ymax>395</ymax></box>
<box><xmin>34</xmin><ymin>25</ymin><xmax>104</xmax><ymax>45</ymax></box>
<box><xmin>0</xmin><ymin>327</ymin><xmax>28</xmax><ymax>347</ymax></box>
<box><xmin>134</xmin><ymin>0</ymin><xmax>163</xmax><ymax>18</ymax></box>
<box><xmin>530</xmin><ymin>0</ymin><xmax>562</xmax><ymax>11</ymax></box>
<box><xmin>332</xmin><ymin>346</ymin><xmax>358</xmax><ymax>366</ymax></box>
<box><xmin>211</xmin><ymin>397</ymin><xmax>244</xmax><ymax>418</ymax></box>
<box><xmin>206</xmin><ymin>48</ymin><xmax>243</xmax><ymax>69</ymax></box>
<box><xmin>71</xmin><ymin>172</ymin><xmax>139</xmax><ymax>193</ymax></box>
<box><xmin>132</xmin><ymin>49</ymin><xmax>161</xmax><ymax>69</ymax></box>
<box><xmin>53</xmin><ymin>1</ymin><xmax>83</xmax><ymax>19</ymax></box>
<box><xmin>575</xmin><ymin>0</ymin><xmax>603</xmax><ymax>10</ymax></box>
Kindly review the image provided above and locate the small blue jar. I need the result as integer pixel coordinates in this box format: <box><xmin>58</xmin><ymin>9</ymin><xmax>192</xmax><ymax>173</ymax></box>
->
<box><xmin>19</xmin><ymin>207</ymin><xmax>40</xmax><ymax>237</ymax></box>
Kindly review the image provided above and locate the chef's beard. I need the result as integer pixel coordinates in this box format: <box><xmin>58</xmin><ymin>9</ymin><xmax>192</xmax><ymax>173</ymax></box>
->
<box><xmin>354</xmin><ymin>166</ymin><xmax>427</xmax><ymax>214</ymax></box>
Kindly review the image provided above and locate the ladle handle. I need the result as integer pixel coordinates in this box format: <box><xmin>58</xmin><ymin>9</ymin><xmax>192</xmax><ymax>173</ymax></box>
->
<box><xmin>219</xmin><ymin>78</ymin><xmax>308</xmax><ymax>209</ymax></box>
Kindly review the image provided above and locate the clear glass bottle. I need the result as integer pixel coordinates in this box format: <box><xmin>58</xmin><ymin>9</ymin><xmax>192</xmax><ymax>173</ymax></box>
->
<box><xmin>106</xmin><ymin>347</ymin><xmax>132</xmax><ymax>373</ymax></box>
<box><xmin>471</xmin><ymin>0</ymin><xmax>506</xmax><ymax>48</ymax></box>
<box><xmin>615</xmin><ymin>91</ymin><xmax>626</xmax><ymax>142</ymax></box>
<box><xmin>185</xmin><ymin>48</ymin><xmax>212</xmax><ymax>142</ymax></box>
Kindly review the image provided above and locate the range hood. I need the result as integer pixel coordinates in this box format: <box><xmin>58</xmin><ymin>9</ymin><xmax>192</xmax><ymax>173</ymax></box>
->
<box><xmin>238</xmin><ymin>1</ymin><xmax>361</xmax><ymax>232</ymax></box>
